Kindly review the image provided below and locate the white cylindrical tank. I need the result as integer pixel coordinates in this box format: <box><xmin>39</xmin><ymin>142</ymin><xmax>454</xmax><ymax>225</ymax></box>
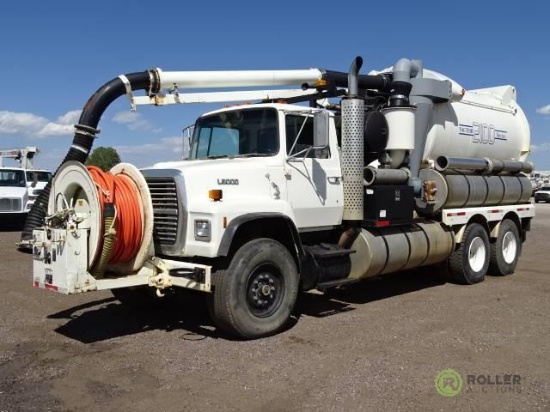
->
<box><xmin>421</xmin><ymin>71</ymin><xmax>531</xmax><ymax>163</ymax></box>
<box><xmin>382</xmin><ymin>106</ymin><xmax>416</xmax><ymax>168</ymax></box>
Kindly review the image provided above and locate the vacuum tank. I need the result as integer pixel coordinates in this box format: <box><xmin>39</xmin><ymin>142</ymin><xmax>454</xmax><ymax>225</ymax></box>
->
<box><xmin>421</xmin><ymin>70</ymin><xmax>531</xmax><ymax>163</ymax></box>
<box><xmin>369</xmin><ymin>68</ymin><xmax>533</xmax><ymax>215</ymax></box>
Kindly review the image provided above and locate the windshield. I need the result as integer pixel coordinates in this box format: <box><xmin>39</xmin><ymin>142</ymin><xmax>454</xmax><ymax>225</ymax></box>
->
<box><xmin>189</xmin><ymin>108</ymin><xmax>279</xmax><ymax>159</ymax></box>
<box><xmin>0</xmin><ymin>169</ymin><xmax>26</xmax><ymax>187</ymax></box>
<box><xmin>26</xmin><ymin>171</ymin><xmax>52</xmax><ymax>183</ymax></box>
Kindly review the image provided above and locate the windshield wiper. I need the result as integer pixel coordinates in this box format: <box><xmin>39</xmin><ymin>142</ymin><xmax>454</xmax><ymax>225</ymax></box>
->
<box><xmin>205</xmin><ymin>155</ymin><xmax>229</xmax><ymax>159</ymax></box>
<box><xmin>229</xmin><ymin>152</ymin><xmax>266</xmax><ymax>159</ymax></box>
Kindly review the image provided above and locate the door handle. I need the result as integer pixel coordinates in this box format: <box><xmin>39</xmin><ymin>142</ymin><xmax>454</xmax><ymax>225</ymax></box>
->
<box><xmin>327</xmin><ymin>176</ymin><xmax>342</xmax><ymax>184</ymax></box>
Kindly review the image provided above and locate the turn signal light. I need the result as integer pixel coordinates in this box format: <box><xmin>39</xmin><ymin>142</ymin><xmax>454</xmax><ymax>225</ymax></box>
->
<box><xmin>209</xmin><ymin>189</ymin><xmax>223</xmax><ymax>201</ymax></box>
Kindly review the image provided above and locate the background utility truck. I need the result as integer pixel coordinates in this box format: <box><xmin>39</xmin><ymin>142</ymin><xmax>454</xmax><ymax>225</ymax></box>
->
<box><xmin>0</xmin><ymin>147</ymin><xmax>52</xmax><ymax>219</ymax></box>
<box><xmin>27</xmin><ymin>57</ymin><xmax>534</xmax><ymax>339</ymax></box>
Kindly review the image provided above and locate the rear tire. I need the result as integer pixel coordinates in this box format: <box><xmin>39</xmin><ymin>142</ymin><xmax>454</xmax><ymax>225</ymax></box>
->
<box><xmin>448</xmin><ymin>223</ymin><xmax>489</xmax><ymax>285</ymax></box>
<box><xmin>208</xmin><ymin>238</ymin><xmax>299</xmax><ymax>339</ymax></box>
<box><xmin>489</xmin><ymin>219</ymin><xmax>521</xmax><ymax>276</ymax></box>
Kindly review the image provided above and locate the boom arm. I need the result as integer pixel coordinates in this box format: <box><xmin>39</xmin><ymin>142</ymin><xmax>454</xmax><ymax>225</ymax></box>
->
<box><xmin>0</xmin><ymin>147</ymin><xmax>39</xmax><ymax>169</ymax></box>
<box><xmin>154</xmin><ymin>68</ymin><xmax>325</xmax><ymax>89</ymax></box>
<box><xmin>128</xmin><ymin>68</ymin><xmax>327</xmax><ymax>109</ymax></box>
<box><xmin>124</xmin><ymin>67</ymin><xmax>390</xmax><ymax>109</ymax></box>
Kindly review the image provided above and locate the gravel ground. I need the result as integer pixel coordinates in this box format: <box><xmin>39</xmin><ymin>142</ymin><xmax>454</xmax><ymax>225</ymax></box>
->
<box><xmin>0</xmin><ymin>205</ymin><xmax>549</xmax><ymax>412</ymax></box>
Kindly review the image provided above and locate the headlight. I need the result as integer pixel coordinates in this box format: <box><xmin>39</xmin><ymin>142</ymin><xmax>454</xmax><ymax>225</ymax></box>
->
<box><xmin>194</xmin><ymin>220</ymin><xmax>211</xmax><ymax>241</ymax></box>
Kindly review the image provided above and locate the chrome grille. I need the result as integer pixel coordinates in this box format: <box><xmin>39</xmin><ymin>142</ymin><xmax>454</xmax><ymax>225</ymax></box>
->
<box><xmin>0</xmin><ymin>198</ymin><xmax>22</xmax><ymax>212</ymax></box>
<box><xmin>146</xmin><ymin>177</ymin><xmax>179</xmax><ymax>245</ymax></box>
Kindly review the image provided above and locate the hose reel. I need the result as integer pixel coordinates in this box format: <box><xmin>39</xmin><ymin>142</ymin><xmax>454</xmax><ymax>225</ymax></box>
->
<box><xmin>47</xmin><ymin>161</ymin><xmax>154</xmax><ymax>278</ymax></box>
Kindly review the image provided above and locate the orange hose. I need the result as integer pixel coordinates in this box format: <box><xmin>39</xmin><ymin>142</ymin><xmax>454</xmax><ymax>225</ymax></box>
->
<box><xmin>87</xmin><ymin>166</ymin><xmax>143</xmax><ymax>263</ymax></box>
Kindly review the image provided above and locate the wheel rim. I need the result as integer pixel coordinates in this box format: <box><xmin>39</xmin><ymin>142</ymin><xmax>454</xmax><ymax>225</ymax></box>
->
<box><xmin>468</xmin><ymin>237</ymin><xmax>486</xmax><ymax>272</ymax></box>
<box><xmin>246</xmin><ymin>264</ymin><xmax>284</xmax><ymax>318</ymax></box>
<box><xmin>502</xmin><ymin>231</ymin><xmax>518</xmax><ymax>264</ymax></box>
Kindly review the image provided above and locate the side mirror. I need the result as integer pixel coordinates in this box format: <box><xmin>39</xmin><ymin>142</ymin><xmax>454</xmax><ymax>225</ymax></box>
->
<box><xmin>182</xmin><ymin>124</ymin><xmax>194</xmax><ymax>160</ymax></box>
<box><xmin>313</xmin><ymin>111</ymin><xmax>329</xmax><ymax>148</ymax></box>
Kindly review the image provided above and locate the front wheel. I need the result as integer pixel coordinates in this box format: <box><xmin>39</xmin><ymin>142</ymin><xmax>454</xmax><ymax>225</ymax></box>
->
<box><xmin>448</xmin><ymin>223</ymin><xmax>489</xmax><ymax>285</ymax></box>
<box><xmin>209</xmin><ymin>238</ymin><xmax>299</xmax><ymax>339</ymax></box>
<box><xmin>489</xmin><ymin>219</ymin><xmax>521</xmax><ymax>276</ymax></box>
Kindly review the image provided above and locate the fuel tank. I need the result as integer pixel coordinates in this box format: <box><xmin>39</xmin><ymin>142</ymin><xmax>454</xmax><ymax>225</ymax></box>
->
<box><xmin>347</xmin><ymin>221</ymin><xmax>454</xmax><ymax>280</ymax></box>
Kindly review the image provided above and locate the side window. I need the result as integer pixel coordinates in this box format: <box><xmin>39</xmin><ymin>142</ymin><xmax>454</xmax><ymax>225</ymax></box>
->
<box><xmin>285</xmin><ymin>114</ymin><xmax>329</xmax><ymax>159</ymax></box>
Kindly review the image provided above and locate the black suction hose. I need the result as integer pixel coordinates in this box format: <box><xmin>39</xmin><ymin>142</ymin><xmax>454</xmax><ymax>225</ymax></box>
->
<box><xmin>20</xmin><ymin>71</ymin><xmax>152</xmax><ymax>245</ymax></box>
<box><xmin>323</xmin><ymin>70</ymin><xmax>390</xmax><ymax>91</ymax></box>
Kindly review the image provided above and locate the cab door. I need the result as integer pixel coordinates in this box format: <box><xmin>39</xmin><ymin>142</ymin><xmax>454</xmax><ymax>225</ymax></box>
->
<box><xmin>284</xmin><ymin>113</ymin><xmax>343</xmax><ymax>229</ymax></box>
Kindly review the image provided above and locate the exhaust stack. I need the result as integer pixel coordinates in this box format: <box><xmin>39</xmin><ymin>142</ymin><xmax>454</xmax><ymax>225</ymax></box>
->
<box><xmin>341</xmin><ymin>57</ymin><xmax>365</xmax><ymax>221</ymax></box>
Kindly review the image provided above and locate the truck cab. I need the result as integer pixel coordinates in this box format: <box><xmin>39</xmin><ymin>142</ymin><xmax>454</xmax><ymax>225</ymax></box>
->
<box><xmin>24</xmin><ymin>169</ymin><xmax>52</xmax><ymax>211</ymax></box>
<box><xmin>0</xmin><ymin>167</ymin><xmax>52</xmax><ymax>217</ymax></box>
<box><xmin>142</xmin><ymin>103</ymin><xmax>343</xmax><ymax>258</ymax></box>
<box><xmin>0</xmin><ymin>168</ymin><xmax>28</xmax><ymax>216</ymax></box>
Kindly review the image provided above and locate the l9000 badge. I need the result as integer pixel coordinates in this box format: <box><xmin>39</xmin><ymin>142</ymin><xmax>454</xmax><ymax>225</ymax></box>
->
<box><xmin>217</xmin><ymin>179</ymin><xmax>239</xmax><ymax>185</ymax></box>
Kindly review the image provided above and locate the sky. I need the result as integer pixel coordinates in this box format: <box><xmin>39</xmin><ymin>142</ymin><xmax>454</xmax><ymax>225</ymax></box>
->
<box><xmin>1</xmin><ymin>0</ymin><xmax>549</xmax><ymax>171</ymax></box>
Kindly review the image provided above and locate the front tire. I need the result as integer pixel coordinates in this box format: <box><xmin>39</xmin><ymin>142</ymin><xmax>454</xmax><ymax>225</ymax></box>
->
<box><xmin>448</xmin><ymin>223</ymin><xmax>489</xmax><ymax>285</ymax></box>
<box><xmin>489</xmin><ymin>219</ymin><xmax>521</xmax><ymax>276</ymax></box>
<box><xmin>209</xmin><ymin>238</ymin><xmax>299</xmax><ymax>339</ymax></box>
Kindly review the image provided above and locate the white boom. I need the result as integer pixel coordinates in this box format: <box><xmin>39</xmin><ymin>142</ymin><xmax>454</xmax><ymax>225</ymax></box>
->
<box><xmin>0</xmin><ymin>147</ymin><xmax>39</xmax><ymax>169</ymax></box>
<box><xmin>155</xmin><ymin>68</ymin><xmax>324</xmax><ymax>90</ymax></box>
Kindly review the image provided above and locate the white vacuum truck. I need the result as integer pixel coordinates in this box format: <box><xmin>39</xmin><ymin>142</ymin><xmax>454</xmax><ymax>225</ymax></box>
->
<box><xmin>27</xmin><ymin>57</ymin><xmax>534</xmax><ymax>339</ymax></box>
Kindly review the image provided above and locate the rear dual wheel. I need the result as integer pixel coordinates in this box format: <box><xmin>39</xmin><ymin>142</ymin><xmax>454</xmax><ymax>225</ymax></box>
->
<box><xmin>448</xmin><ymin>220</ymin><xmax>522</xmax><ymax>284</ymax></box>
<box><xmin>489</xmin><ymin>219</ymin><xmax>521</xmax><ymax>276</ymax></box>
<box><xmin>448</xmin><ymin>223</ymin><xmax>489</xmax><ymax>285</ymax></box>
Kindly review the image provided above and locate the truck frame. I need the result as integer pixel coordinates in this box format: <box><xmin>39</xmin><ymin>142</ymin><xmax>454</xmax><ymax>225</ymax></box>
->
<box><xmin>28</xmin><ymin>57</ymin><xmax>534</xmax><ymax>339</ymax></box>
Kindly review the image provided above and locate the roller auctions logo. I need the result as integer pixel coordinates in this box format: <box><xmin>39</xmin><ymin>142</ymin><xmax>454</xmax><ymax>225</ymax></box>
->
<box><xmin>434</xmin><ymin>369</ymin><xmax>523</xmax><ymax>396</ymax></box>
<box><xmin>435</xmin><ymin>368</ymin><xmax>463</xmax><ymax>397</ymax></box>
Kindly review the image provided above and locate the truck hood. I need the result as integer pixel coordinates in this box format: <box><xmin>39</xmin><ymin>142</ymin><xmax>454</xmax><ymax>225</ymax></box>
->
<box><xmin>142</xmin><ymin>158</ymin><xmax>279</xmax><ymax>209</ymax></box>
<box><xmin>0</xmin><ymin>187</ymin><xmax>27</xmax><ymax>197</ymax></box>
<box><xmin>148</xmin><ymin>158</ymin><xmax>246</xmax><ymax>169</ymax></box>
<box><xmin>146</xmin><ymin>157</ymin><xmax>285</xmax><ymax>175</ymax></box>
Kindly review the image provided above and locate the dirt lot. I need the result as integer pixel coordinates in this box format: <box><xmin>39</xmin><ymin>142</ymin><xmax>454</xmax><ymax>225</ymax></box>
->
<box><xmin>0</xmin><ymin>205</ymin><xmax>549</xmax><ymax>412</ymax></box>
